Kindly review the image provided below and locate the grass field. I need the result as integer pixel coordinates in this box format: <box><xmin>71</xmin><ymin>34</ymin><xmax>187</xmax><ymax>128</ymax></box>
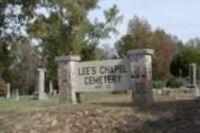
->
<box><xmin>0</xmin><ymin>92</ymin><xmax>132</xmax><ymax>112</ymax></box>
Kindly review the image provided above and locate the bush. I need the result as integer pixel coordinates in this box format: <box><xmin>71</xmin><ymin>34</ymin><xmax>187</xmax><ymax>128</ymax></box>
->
<box><xmin>153</xmin><ymin>80</ymin><xmax>166</xmax><ymax>89</ymax></box>
<box><xmin>167</xmin><ymin>78</ymin><xmax>186</xmax><ymax>88</ymax></box>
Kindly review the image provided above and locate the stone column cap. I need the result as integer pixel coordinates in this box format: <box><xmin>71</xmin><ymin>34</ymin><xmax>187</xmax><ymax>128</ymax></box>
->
<box><xmin>127</xmin><ymin>49</ymin><xmax>154</xmax><ymax>55</ymax></box>
<box><xmin>37</xmin><ymin>68</ymin><xmax>46</xmax><ymax>72</ymax></box>
<box><xmin>55</xmin><ymin>55</ymin><xmax>81</xmax><ymax>62</ymax></box>
<box><xmin>190</xmin><ymin>63</ymin><xmax>197</xmax><ymax>66</ymax></box>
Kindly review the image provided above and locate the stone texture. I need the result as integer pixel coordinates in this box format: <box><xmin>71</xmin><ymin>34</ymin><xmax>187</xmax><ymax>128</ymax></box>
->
<box><xmin>56</xmin><ymin>49</ymin><xmax>154</xmax><ymax>105</ymax></box>
<box><xmin>49</xmin><ymin>81</ymin><xmax>53</xmax><ymax>95</ymax></box>
<box><xmin>56</xmin><ymin>56</ymin><xmax>80</xmax><ymax>103</ymax></box>
<box><xmin>6</xmin><ymin>83</ymin><xmax>11</xmax><ymax>99</ymax></box>
<box><xmin>189</xmin><ymin>63</ymin><xmax>197</xmax><ymax>86</ymax></box>
<box><xmin>37</xmin><ymin>68</ymin><xmax>48</xmax><ymax>100</ymax></box>
<box><xmin>127</xmin><ymin>49</ymin><xmax>154</xmax><ymax>106</ymax></box>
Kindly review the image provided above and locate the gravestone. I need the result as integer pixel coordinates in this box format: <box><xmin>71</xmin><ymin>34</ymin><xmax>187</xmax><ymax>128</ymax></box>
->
<box><xmin>6</xmin><ymin>83</ymin><xmax>11</xmax><ymax>99</ymax></box>
<box><xmin>127</xmin><ymin>49</ymin><xmax>154</xmax><ymax>106</ymax></box>
<box><xmin>53</xmin><ymin>89</ymin><xmax>57</xmax><ymax>96</ymax></box>
<box><xmin>37</xmin><ymin>68</ymin><xmax>48</xmax><ymax>100</ymax></box>
<box><xmin>189</xmin><ymin>63</ymin><xmax>197</xmax><ymax>87</ymax></box>
<box><xmin>56</xmin><ymin>49</ymin><xmax>154</xmax><ymax>106</ymax></box>
<box><xmin>49</xmin><ymin>80</ymin><xmax>53</xmax><ymax>95</ymax></box>
<box><xmin>179</xmin><ymin>69</ymin><xmax>183</xmax><ymax>78</ymax></box>
<box><xmin>12</xmin><ymin>88</ymin><xmax>20</xmax><ymax>101</ymax></box>
<box><xmin>15</xmin><ymin>88</ymin><xmax>20</xmax><ymax>100</ymax></box>
<box><xmin>189</xmin><ymin>63</ymin><xmax>200</xmax><ymax>97</ymax></box>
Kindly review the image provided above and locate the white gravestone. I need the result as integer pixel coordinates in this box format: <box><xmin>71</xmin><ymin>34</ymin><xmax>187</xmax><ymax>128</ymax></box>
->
<box><xmin>37</xmin><ymin>68</ymin><xmax>48</xmax><ymax>100</ymax></box>
<box><xmin>11</xmin><ymin>88</ymin><xmax>20</xmax><ymax>101</ymax></box>
<box><xmin>53</xmin><ymin>89</ymin><xmax>57</xmax><ymax>96</ymax></box>
<box><xmin>49</xmin><ymin>80</ymin><xmax>53</xmax><ymax>95</ymax></box>
<box><xmin>6</xmin><ymin>83</ymin><xmax>11</xmax><ymax>99</ymax></box>
<box><xmin>190</xmin><ymin>63</ymin><xmax>197</xmax><ymax>86</ymax></box>
<box><xmin>15</xmin><ymin>88</ymin><xmax>20</xmax><ymax>101</ymax></box>
<box><xmin>189</xmin><ymin>63</ymin><xmax>200</xmax><ymax>97</ymax></box>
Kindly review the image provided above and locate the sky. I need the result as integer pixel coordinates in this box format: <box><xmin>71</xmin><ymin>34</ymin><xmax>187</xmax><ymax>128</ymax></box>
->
<box><xmin>89</xmin><ymin>0</ymin><xmax>200</xmax><ymax>46</ymax></box>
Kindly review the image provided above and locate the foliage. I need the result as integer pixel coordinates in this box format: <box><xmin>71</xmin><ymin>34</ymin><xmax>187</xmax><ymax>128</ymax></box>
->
<box><xmin>167</xmin><ymin>77</ymin><xmax>186</xmax><ymax>88</ymax></box>
<box><xmin>153</xmin><ymin>80</ymin><xmax>166</xmax><ymax>89</ymax></box>
<box><xmin>0</xmin><ymin>1</ymin><xmax>122</xmax><ymax>91</ymax></box>
<box><xmin>0</xmin><ymin>40</ymin><xmax>12</xmax><ymax>79</ymax></box>
<box><xmin>171</xmin><ymin>40</ymin><xmax>200</xmax><ymax>77</ymax></box>
<box><xmin>8</xmin><ymin>39</ymin><xmax>39</xmax><ymax>93</ymax></box>
<box><xmin>115</xmin><ymin>16</ymin><xmax>176</xmax><ymax>80</ymax></box>
<box><xmin>28</xmin><ymin>2</ymin><xmax>122</xmax><ymax>82</ymax></box>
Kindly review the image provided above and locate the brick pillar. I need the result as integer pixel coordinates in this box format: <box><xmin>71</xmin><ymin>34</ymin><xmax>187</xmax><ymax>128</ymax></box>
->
<box><xmin>127</xmin><ymin>49</ymin><xmax>154</xmax><ymax>106</ymax></box>
<box><xmin>56</xmin><ymin>56</ymin><xmax>80</xmax><ymax>103</ymax></box>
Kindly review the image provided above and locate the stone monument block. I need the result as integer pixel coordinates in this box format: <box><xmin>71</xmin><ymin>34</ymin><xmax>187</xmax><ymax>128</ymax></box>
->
<box><xmin>6</xmin><ymin>83</ymin><xmax>11</xmax><ymax>99</ymax></box>
<box><xmin>37</xmin><ymin>68</ymin><xmax>48</xmax><ymax>100</ymax></box>
<box><xmin>56</xmin><ymin>49</ymin><xmax>154</xmax><ymax>106</ymax></box>
<box><xmin>56</xmin><ymin>56</ymin><xmax>81</xmax><ymax>103</ymax></box>
<box><xmin>127</xmin><ymin>49</ymin><xmax>154</xmax><ymax>106</ymax></box>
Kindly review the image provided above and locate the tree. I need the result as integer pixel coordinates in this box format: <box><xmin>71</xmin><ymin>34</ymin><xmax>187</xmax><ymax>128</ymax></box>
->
<box><xmin>115</xmin><ymin>16</ymin><xmax>176</xmax><ymax>80</ymax></box>
<box><xmin>151</xmin><ymin>29</ymin><xmax>176</xmax><ymax>80</ymax></box>
<box><xmin>28</xmin><ymin>1</ymin><xmax>122</xmax><ymax>82</ymax></box>
<box><xmin>186</xmin><ymin>38</ymin><xmax>200</xmax><ymax>49</ymax></box>
<box><xmin>170</xmin><ymin>37</ymin><xmax>200</xmax><ymax>77</ymax></box>
<box><xmin>115</xmin><ymin>16</ymin><xmax>152</xmax><ymax>57</ymax></box>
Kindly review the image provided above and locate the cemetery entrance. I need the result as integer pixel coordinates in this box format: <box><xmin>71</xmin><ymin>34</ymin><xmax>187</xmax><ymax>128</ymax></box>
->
<box><xmin>56</xmin><ymin>49</ymin><xmax>154</xmax><ymax>106</ymax></box>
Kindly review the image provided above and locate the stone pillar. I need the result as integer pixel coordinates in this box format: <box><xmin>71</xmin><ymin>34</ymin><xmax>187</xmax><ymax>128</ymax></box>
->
<box><xmin>179</xmin><ymin>69</ymin><xmax>183</xmax><ymax>78</ymax></box>
<box><xmin>56</xmin><ymin>56</ymin><xmax>80</xmax><ymax>103</ymax></box>
<box><xmin>49</xmin><ymin>80</ymin><xmax>53</xmax><ymax>95</ymax></box>
<box><xmin>127</xmin><ymin>49</ymin><xmax>154</xmax><ymax>106</ymax></box>
<box><xmin>37</xmin><ymin>68</ymin><xmax>48</xmax><ymax>100</ymax></box>
<box><xmin>15</xmin><ymin>88</ymin><xmax>20</xmax><ymax>101</ymax></box>
<box><xmin>189</xmin><ymin>63</ymin><xmax>197</xmax><ymax>86</ymax></box>
<box><xmin>6</xmin><ymin>83</ymin><xmax>11</xmax><ymax>99</ymax></box>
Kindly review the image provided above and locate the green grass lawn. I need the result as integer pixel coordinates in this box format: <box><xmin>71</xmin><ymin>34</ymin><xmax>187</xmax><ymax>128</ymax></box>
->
<box><xmin>0</xmin><ymin>92</ymin><xmax>131</xmax><ymax>112</ymax></box>
<box><xmin>0</xmin><ymin>96</ymin><xmax>61</xmax><ymax>112</ymax></box>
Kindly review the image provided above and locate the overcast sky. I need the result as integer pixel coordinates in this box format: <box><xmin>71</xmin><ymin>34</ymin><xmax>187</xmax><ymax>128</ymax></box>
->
<box><xmin>89</xmin><ymin>0</ymin><xmax>200</xmax><ymax>46</ymax></box>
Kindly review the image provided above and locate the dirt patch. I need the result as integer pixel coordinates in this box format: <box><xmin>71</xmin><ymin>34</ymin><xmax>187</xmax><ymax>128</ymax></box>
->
<box><xmin>0</xmin><ymin>93</ymin><xmax>199</xmax><ymax>133</ymax></box>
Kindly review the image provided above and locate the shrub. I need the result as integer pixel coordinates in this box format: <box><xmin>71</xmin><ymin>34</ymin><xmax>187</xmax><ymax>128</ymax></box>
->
<box><xmin>167</xmin><ymin>77</ymin><xmax>186</xmax><ymax>88</ymax></box>
<box><xmin>153</xmin><ymin>80</ymin><xmax>166</xmax><ymax>89</ymax></box>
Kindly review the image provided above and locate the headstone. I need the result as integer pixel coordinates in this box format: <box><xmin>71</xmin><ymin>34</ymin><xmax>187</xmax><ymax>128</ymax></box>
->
<box><xmin>127</xmin><ymin>49</ymin><xmax>154</xmax><ymax>106</ymax></box>
<box><xmin>49</xmin><ymin>80</ymin><xmax>53</xmax><ymax>95</ymax></box>
<box><xmin>189</xmin><ymin>63</ymin><xmax>197</xmax><ymax>87</ymax></box>
<box><xmin>12</xmin><ymin>88</ymin><xmax>20</xmax><ymax>101</ymax></box>
<box><xmin>15</xmin><ymin>88</ymin><xmax>20</xmax><ymax>100</ymax></box>
<box><xmin>179</xmin><ymin>69</ymin><xmax>182</xmax><ymax>78</ymax></box>
<box><xmin>6</xmin><ymin>83</ymin><xmax>11</xmax><ymax>99</ymax></box>
<box><xmin>53</xmin><ymin>89</ymin><xmax>57</xmax><ymax>96</ymax></box>
<box><xmin>56</xmin><ymin>56</ymin><xmax>81</xmax><ymax>103</ymax></box>
<box><xmin>189</xmin><ymin>63</ymin><xmax>200</xmax><ymax>97</ymax></box>
<box><xmin>37</xmin><ymin>68</ymin><xmax>48</xmax><ymax>100</ymax></box>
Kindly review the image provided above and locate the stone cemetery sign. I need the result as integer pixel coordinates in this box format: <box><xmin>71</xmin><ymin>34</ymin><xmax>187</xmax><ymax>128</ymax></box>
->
<box><xmin>56</xmin><ymin>49</ymin><xmax>154</xmax><ymax>106</ymax></box>
<box><xmin>73</xmin><ymin>59</ymin><xmax>131</xmax><ymax>92</ymax></box>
